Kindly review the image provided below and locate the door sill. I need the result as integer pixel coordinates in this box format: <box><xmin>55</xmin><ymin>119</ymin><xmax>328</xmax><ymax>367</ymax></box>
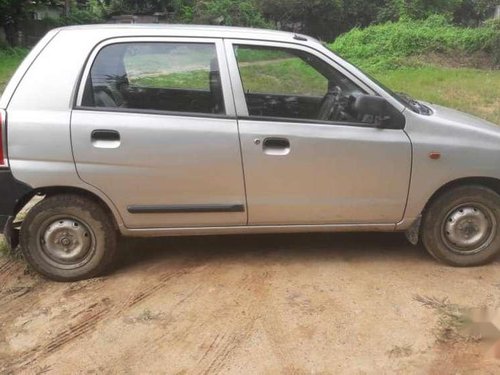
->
<box><xmin>121</xmin><ymin>223</ymin><xmax>396</xmax><ymax>237</ymax></box>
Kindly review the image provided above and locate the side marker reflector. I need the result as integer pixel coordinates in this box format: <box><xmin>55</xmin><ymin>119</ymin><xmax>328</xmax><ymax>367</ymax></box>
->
<box><xmin>429</xmin><ymin>152</ymin><xmax>441</xmax><ymax>160</ymax></box>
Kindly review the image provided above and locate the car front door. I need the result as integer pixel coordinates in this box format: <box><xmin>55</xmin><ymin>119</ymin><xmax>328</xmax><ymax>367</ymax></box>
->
<box><xmin>225</xmin><ymin>40</ymin><xmax>412</xmax><ymax>225</ymax></box>
<box><xmin>71</xmin><ymin>38</ymin><xmax>247</xmax><ymax>228</ymax></box>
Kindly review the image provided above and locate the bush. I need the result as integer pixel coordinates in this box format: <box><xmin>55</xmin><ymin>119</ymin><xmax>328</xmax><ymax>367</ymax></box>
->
<box><xmin>330</xmin><ymin>15</ymin><xmax>499</xmax><ymax>70</ymax></box>
<box><xmin>484</xmin><ymin>18</ymin><xmax>500</xmax><ymax>65</ymax></box>
<box><xmin>0</xmin><ymin>47</ymin><xmax>29</xmax><ymax>59</ymax></box>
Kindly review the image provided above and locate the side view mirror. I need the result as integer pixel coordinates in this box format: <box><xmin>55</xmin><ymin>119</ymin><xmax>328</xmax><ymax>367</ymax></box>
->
<box><xmin>352</xmin><ymin>94</ymin><xmax>405</xmax><ymax>129</ymax></box>
<box><xmin>352</xmin><ymin>94</ymin><xmax>388</xmax><ymax>116</ymax></box>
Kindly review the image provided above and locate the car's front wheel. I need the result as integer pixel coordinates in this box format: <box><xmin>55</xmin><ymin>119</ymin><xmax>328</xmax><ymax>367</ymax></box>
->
<box><xmin>422</xmin><ymin>185</ymin><xmax>500</xmax><ymax>266</ymax></box>
<box><xmin>20</xmin><ymin>194</ymin><xmax>117</xmax><ymax>281</ymax></box>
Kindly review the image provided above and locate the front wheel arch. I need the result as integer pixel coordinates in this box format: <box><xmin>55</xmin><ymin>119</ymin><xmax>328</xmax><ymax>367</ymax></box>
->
<box><xmin>423</xmin><ymin>177</ymin><xmax>500</xmax><ymax>216</ymax></box>
<box><xmin>405</xmin><ymin>177</ymin><xmax>500</xmax><ymax>246</ymax></box>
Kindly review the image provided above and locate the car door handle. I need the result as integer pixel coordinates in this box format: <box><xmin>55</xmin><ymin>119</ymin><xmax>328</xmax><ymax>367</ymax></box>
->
<box><xmin>91</xmin><ymin>129</ymin><xmax>121</xmax><ymax>149</ymax></box>
<box><xmin>262</xmin><ymin>137</ymin><xmax>290</xmax><ymax>156</ymax></box>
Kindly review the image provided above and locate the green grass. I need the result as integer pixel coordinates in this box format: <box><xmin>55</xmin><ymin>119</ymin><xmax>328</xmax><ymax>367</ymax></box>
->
<box><xmin>0</xmin><ymin>48</ymin><xmax>29</xmax><ymax>94</ymax></box>
<box><xmin>372</xmin><ymin>66</ymin><xmax>500</xmax><ymax>124</ymax></box>
<box><xmin>131</xmin><ymin>69</ymin><xmax>210</xmax><ymax>90</ymax></box>
<box><xmin>238</xmin><ymin>59</ymin><xmax>326</xmax><ymax>96</ymax></box>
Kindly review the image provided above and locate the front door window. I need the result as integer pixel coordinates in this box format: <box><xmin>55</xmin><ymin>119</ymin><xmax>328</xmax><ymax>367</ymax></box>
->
<box><xmin>233</xmin><ymin>44</ymin><xmax>376</xmax><ymax>125</ymax></box>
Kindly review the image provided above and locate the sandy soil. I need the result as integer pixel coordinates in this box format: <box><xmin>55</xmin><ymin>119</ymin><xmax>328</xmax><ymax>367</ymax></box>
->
<box><xmin>1</xmin><ymin>232</ymin><xmax>500</xmax><ymax>374</ymax></box>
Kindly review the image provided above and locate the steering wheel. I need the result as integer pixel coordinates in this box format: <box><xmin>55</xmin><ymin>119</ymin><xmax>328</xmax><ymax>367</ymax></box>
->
<box><xmin>317</xmin><ymin>85</ymin><xmax>343</xmax><ymax>121</ymax></box>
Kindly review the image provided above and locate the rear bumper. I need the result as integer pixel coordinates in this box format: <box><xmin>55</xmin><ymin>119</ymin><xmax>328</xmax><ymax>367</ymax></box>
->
<box><xmin>0</xmin><ymin>169</ymin><xmax>32</xmax><ymax>234</ymax></box>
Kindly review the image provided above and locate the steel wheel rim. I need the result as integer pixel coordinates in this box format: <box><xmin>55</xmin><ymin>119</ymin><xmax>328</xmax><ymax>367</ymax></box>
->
<box><xmin>441</xmin><ymin>203</ymin><xmax>496</xmax><ymax>255</ymax></box>
<box><xmin>38</xmin><ymin>215</ymin><xmax>96</xmax><ymax>269</ymax></box>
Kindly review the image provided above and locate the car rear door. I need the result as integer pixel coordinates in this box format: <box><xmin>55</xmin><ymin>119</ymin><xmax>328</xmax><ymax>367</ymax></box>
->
<box><xmin>71</xmin><ymin>37</ymin><xmax>247</xmax><ymax>229</ymax></box>
<box><xmin>225</xmin><ymin>39</ymin><xmax>412</xmax><ymax>225</ymax></box>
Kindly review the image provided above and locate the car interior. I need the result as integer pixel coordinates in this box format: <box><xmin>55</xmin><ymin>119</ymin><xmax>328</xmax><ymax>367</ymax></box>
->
<box><xmin>83</xmin><ymin>44</ymin><xmax>225</xmax><ymax>115</ymax></box>
<box><xmin>234</xmin><ymin>46</ymin><xmax>371</xmax><ymax>124</ymax></box>
<box><xmin>81</xmin><ymin>43</ymin><xmax>390</xmax><ymax>126</ymax></box>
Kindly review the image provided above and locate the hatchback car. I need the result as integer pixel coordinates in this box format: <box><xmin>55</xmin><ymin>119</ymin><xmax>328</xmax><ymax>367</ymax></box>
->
<box><xmin>1</xmin><ymin>25</ymin><xmax>499</xmax><ymax>281</ymax></box>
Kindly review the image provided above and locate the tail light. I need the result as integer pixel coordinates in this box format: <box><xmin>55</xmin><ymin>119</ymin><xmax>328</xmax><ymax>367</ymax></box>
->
<box><xmin>0</xmin><ymin>109</ymin><xmax>6</xmax><ymax>167</ymax></box>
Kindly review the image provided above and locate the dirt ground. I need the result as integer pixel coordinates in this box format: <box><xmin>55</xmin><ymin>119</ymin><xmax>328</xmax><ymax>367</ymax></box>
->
<box><xmin>1</xmin><ymin>232</ymin><xmax>500</xmax><ymax>374</ymax></box>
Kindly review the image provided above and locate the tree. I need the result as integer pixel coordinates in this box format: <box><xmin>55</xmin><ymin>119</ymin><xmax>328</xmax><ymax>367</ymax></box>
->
<box><xmin>453</xmin><ymin>0</ymin><xmax>499</xmax><ymax>26</ymax></box>
<box><xmin>0</xmin><ymin>0</ymin><xmax>54</xmax><ymax>46</ymax></box>
<box><xmin>376</xmin><ymin>0</ymin><xmax>492</xmax><ymax>23</ymax></box>
<box><xmin>192</xmin><ymin>0</ymin><xmax>269</xmax><ymax>27</ymax></box>
<box><xmin>259</xmin><ymin>0</ymin><xmax>388</xmax><ymax>40</ymax></box>
<box><xmin>258</xmin><ymin>0</ymin><xmax>342</xmax><ymax>40</ymax></box>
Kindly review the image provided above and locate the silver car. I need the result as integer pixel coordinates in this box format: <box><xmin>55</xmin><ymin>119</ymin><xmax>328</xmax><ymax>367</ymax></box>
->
<box><xmin>1</xmin><ymin>25</ymin><xmax>499</xmax><ymax>281</ymax></box>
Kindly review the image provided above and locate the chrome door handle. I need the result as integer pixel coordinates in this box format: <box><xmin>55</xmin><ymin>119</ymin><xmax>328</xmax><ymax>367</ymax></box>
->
<box><xmin>262</xmin><ymin>137</ymin><xmax>290</xmax><ymax>156</ymax></box>
<box><xmin>91</xmin><ymin>129</ymin><xmax>121</xmax><ymax>149</ymax></box>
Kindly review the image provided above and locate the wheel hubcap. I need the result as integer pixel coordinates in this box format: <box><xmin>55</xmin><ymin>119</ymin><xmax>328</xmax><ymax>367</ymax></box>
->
<box><xmin>41</xmin><ymin>219</ymin><xmax>93</xmax><ymax>264</ymax></box>
<box><xmin>442</xmin><ymin>205</ymin><xmax>496</xmax><ymax>254</ymax></box>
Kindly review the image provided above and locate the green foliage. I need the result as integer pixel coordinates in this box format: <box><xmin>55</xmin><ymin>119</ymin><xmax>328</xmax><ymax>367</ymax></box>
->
<box><xmin>42</xmin><ymin>8</ymin><xmax>104</xmax><ymax>27</ymax></box>
<box><xmin>106</xmin><ymin>0</ymin><xmax>175</xmax><ymax>14</ymax></box>
<box><xmin>378</xmin><ymin>0</ymin><xmax>462</xmax><ymax>22</ymax></box>
<box><xmin>0</xmin><ymin>47</ymin><xmax>29</xmax><ymax>93</ymax></box>
<box><xmin>377</xmin><ymin>0</ymin><xmax>498</xmax><ymax>25</ymax></box>
<box><xmin>259</xmin><ymin>0</ymin><xmax>344</xmax><ymax>40</ymax></box>
<box><xmin>258</xmin><ymin>0</ymin><xmax>497</xmax><ymax>41</ymax></box>
<box><xmin>330</xmin><ymin>16</ymin><xmax>499</xmax><ymax>70</ymax></box>
<box><xmin>193</xmin><ymin>0</ymin><xmax>270</xmax><ymax>28</ymax></box>
<box><xmin>484</xmin><ymin>18</ymin><xmax>500</xmax><ymax>65</ymax></box>
<box><xmin>259</xmin><ymin>0</ymin><xmax>391</xmax><ymax>40</ymax></box>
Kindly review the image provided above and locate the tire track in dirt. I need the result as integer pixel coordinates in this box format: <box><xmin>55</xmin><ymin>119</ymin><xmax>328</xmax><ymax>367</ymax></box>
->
<box><xmin>110</xmin><ymin>262</ymin><xmax>253</xmax><ymax>371</ymax></box>
<box><xmin>197</xmin><ymin>333</ymin><xmax>225</xmax><ymax>366</ymax></box>
<box><xmin>122</xmin><ymin>268</ymin><xmax>193</xmax><ymax>309</ymax></box>
<box><xmin>198</xmin><ymin>320</ymin><xmax>256</xmax><ymax>375</ymax></box>
<box><xmin>122</xmin><ymin>265</ymin><xmax>219</xmax><ymax>360</ymax></box>
<box><xmin>2</xmin><ymin>299</ymin><xmax>111</xmax><ymax>372</ymax></box>
<box><xmin>3</xmin><ymin>264</ymin><xmax>205</xmax><ymax>373</ymax></box>
<box><xmin>45</xmin><ymin>304</ymin><xmax>111</xmax><ymax>354</ymax></box>
<box><xmin>190</xmin><ymin>269</ymin><xmax>274</xmax><ymax>374</ymax></box>
<box><xmin>4</xmin><ymin>254</ymin><xmax>270</xmax><ymax>373</ymax></box>
<box><xmin>0</xmin><ymin>259</ymin><xmax>22</xmax><ymax>285</ymax></box>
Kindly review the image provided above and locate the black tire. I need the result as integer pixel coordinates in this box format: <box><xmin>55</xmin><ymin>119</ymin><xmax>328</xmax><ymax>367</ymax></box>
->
<box><xmin>20</xmin><ymin>194</ymin><xmax>117</xmax><ymax>281</ymax></box>
<box><xmin>422</xmin><ymin>185</ymin><xmax>500</xmax><ymax>267</ymax></box>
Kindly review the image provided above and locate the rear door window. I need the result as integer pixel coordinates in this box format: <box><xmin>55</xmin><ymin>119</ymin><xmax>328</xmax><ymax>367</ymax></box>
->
<box><xmin>82</xmin><ymin>42</ymin><xmax>225</xmax><ymax>115</ymax></box>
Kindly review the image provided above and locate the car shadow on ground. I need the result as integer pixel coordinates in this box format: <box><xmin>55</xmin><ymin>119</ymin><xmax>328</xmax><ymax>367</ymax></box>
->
<box><xmin>112</xmin><ymin>232</ymin><xmax>436</xmax><ymax>274</ymax></box>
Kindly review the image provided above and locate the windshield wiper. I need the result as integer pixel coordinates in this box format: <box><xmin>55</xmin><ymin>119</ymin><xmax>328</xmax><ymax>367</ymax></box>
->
<box><xmin>396</xmin><ymin>92</ymin><xmax>431</xmax><ymax>115</ymax></box>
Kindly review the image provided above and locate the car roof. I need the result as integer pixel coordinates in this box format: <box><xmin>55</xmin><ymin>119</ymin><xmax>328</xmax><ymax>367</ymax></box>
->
<box><xmin>56</xmin><ymin>24</ymin><xmax>316</xmax><ymax>44</ymax></box>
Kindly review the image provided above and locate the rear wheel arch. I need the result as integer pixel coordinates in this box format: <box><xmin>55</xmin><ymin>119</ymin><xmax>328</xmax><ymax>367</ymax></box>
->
<box><xmin>14</xmin><ymin>186</ymin><xmax>121</xmax><ymax>231</ymax></box>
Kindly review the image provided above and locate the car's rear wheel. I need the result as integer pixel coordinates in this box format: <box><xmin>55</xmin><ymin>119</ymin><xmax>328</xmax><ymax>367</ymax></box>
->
<box><xmin>20</xmin><ymin>194</ymin><xmax>117</xmax><ymax>281</ymax></box>
<box><xmin>422</xmin><ymin>185</ymin><xmax>500</xmax><ymax>266</ymax></box>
